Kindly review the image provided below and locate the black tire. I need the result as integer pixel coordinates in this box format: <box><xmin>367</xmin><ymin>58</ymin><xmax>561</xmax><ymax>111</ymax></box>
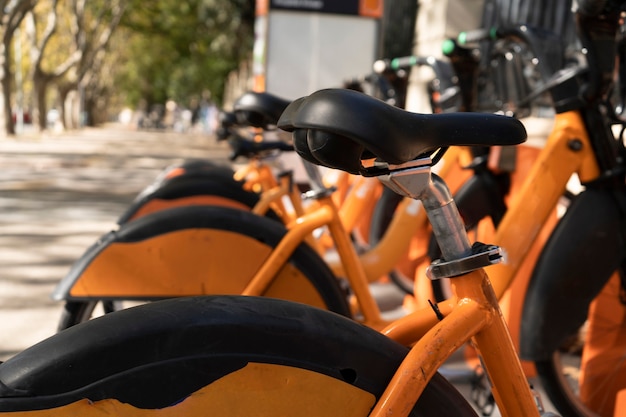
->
<box><xmin>58</xmin><ymin>205</ymin><xmax>350</xmax><ymax>330</ymax></box>
<box><xmin>535</xmin><ymin>355</ymin><xmax>594</xmax><ymax>417</ymax></box>
<box><xmin>5</xmin><ymin>296</ymin><xmax>478</xmax><ymax>415</ymax></box>
<box><xmin>118</xmin><ymin>172</ymin><xmax>280</xmax><ymax>224</ymax></box>
<box><xmin>149</xmin><ymin>159</ymin><xmax>237</xmax><ymax>189</ymax></box>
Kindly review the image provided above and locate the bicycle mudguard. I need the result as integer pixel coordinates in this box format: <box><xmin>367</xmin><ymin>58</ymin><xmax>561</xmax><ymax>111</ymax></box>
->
<box><xmin>0</xmin><ymin>296</ymin><xmax>472</xmax><ymax>415</ymax></box>
<box><xmin>51</xmin><ymin>205</ymin><xmax>347</xmax><ymax>314</ymax></box>
<box><xmin>452</xmin><ymin>168</ymin><xmax>509</xmax><ymax>229</ymax></box>
<box><xmin>116</xmin><ymin>174</ymin><xmax>261</xmax><ymax>224</ymax></box>
<box><xmin>140</xmin><ymin>159</ymin><xmax>235</xmax><ymax>194</ymax></box>
<box><xmin>519</xmin><ymin>186</ymin><xmax>626</xmax><ymax>361</ymax></box>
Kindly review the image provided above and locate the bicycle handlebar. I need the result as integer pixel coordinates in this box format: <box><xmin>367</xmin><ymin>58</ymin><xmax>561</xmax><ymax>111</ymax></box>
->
<box><xmin>370</xmin><ymin>55</ymin><xmax>459</xmax><ymax>111</ymax></box>
<box><xmin>454</xmin><ymin>27</ymin><xmax>500</xmax><ymax>45</ymax></box>
<box><xmin>373</xmin><ymin>56</ymin><xmax>434</xmax><ymax>73</ymax></box>
<box><xmin>372</xmin><ymin>56</ymin><xmax>457</xmax><ymax>95</ymax></box>
<box><xmin>453</xmin><ymin>25</ymin><xmax>564</xmax><ymax>85</ymax></box>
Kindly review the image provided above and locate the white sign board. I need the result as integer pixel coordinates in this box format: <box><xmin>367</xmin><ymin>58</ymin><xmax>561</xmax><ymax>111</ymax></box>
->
<box><xmin>254</xmin><ymin>1</ymin><xmax>383</xmax><ymax>100</ymax></box>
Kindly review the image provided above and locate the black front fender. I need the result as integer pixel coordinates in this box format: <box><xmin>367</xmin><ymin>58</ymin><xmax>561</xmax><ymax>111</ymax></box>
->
<box><xmin>520</xmin><ymin>187</ymin><xmax>625</xmax><ymax>361</ymax></box>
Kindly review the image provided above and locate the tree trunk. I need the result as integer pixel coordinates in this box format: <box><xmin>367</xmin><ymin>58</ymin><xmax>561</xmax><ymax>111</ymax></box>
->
<box><xmin>32</xmin><ymin>70</ymin><xmax>50</xmax><ymax>131</ymax></box>
<box><xmin>57</xmin><ymin>82</ymin><xmax>72</xmax><ymax>129</ymax></box>
<box><xmin>0</xmin><ymin>40</ymin><xmax>14</xmax><ymax>135</ymax></box>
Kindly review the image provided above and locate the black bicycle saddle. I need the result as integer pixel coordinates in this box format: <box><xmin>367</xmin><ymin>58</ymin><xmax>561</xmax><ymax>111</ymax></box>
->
<box><xmin>277</xmin><ymin>88</ymin><xmax>527</xmax><ymax>175</ymax></box>
<box><xmin>227</xmin><ymin>134</ymin><xmax>294</xmax><ymax>160</ymax></box>
<box><xmin>233</xmin><ymin>91</ymin><xmax>292</xmax><ymax>128</ymax></box>
<box><xmin>216</xmin><ymin>111</ymin><xmax>238</xmax><ymax>140</ymax></box>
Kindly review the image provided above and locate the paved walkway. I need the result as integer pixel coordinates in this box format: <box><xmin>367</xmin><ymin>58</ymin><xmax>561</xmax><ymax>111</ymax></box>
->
<box><xmin>0</xmin><ymin>124</ymin><xmax>231</xmax><ymax>360</ymax></box>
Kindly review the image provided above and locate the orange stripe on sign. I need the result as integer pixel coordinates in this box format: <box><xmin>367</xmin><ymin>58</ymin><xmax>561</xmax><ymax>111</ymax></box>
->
<box><xmin>360</xmin><ymin>0</ymin><xmax>383</xmax><ymax>18</ymax></box>
<box><xmin>256</xmin><ymin>0</ymin><xmax>269</xmax><ymax>16</ymax></box>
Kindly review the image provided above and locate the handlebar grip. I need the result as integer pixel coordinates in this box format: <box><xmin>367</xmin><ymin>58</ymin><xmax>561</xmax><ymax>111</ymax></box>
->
<box><xmin>457</xmin><ymin>27</ymin><xmax>498</xmax><ymax>45</ymax></box>
<box><xmin>373</xmin><ymin>56</ymin><xmax>431</xmax><ymax>73</ymax></box>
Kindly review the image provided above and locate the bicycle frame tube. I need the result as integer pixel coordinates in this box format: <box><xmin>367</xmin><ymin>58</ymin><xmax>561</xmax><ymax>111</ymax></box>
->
<box><xmin>371</xmin><ymin>269</ymin><xmax>540</xmax><ymax>417</ymax></box>
<box><xmin>240</xmin><ymin>162</ymin><xmax>293</xmax><ymax>218</ymax></box>
<box><xmin>489</xmin><ymin>109</ymin><xmax>599</xmax><ymax>298</ymax></box>
<box><xmin>241</xmin><ymin>205</ymin><xmax>332</xmax><ymax>296</ymax></box>
<box><xmin>251</xmin><ymin>177</ymin><xmax>287</xmax><ymax>216</ymax></box>
<box><xmin>242</xmin><ymin>194</ymin><xmax>387</xmax><ymax>327</ymax></box>
<box><xmin>336</xmin><ymin>176</ymin><xmax>381</xmax><ymax>236</ymax></box>
<box><xmin>251</xmin><ymin>173</ymin><xmax>312</xmax><ymax>232</ymax></box>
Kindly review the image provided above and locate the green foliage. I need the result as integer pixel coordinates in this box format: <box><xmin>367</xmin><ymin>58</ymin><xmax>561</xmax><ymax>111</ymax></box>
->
<box><xmin>112</xmin><ymin>0</ymin><xmax>254</xmax><ymax>108</ymax></box>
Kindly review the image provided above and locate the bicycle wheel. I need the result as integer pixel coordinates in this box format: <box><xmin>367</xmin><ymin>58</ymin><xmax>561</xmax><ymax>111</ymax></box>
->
<box><xmin>534</xmin><ymin>272</ymin><xmax>626</xmax><ymax>417</ymax></box>
<box><xmin>3</xmin><ymin>296</ymin><xmax>478</xmax><ymax>416</ymax></box>
<box><xmin>57</xmin><ymin>205</ymin><xmax>350</xmax><ymax>330</ymax></box>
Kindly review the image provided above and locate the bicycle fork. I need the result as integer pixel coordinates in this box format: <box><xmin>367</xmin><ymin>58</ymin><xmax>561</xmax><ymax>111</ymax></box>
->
<box><xmin>372</xmin><ymin>157</ymin><xmax>551</xmax><ymax>417</ymax></box>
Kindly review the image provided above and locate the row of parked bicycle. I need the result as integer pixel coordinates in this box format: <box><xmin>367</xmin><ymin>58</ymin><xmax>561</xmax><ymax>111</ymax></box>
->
<box><xmin>1</xmin><ymin>1</ymin><xmax>626</xmax><ymax>416</ymax></box>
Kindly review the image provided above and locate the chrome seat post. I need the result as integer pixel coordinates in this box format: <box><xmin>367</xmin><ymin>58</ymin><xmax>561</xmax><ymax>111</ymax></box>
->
<box><xmin>377</xmin><ymin>158</ymin><xmax>472</xmax><ymax>261</ymax></box>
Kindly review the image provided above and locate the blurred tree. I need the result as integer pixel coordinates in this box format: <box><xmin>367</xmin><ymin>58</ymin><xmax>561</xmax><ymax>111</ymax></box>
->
<box><xmin>112</xmin><ymin>0</ymin><xmax>255</xmax><ymax>112</ymax></box>
<box><xmin>26</xmin><ymin>0</ymin><xmax>76</xmax><ymax>130</ymax></box>
<box><xmin>56</xmin><ymin>0</ymin><xmax>127</xmax><ymax>128</ymax></box>
<box><xmin>25</xmin><ymin>0</ymin><xmax>126</xmax><ymax>130</ymax></box>
<box><xmin>0</xmin><ymin>0</ymin><xmax>255</xmax><ymax>133</ymax></box>
<box><xmin>0</xmin><ymin>0</ymin><xmax>36</xmax><ymax>135</ymax></box>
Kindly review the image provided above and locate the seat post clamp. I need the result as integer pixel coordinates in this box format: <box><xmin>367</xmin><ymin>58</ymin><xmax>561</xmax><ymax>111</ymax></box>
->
<box><xmin>426</xmin><ymin>243</ymin><xmax>503</xmax><ymax>280</ymax></box>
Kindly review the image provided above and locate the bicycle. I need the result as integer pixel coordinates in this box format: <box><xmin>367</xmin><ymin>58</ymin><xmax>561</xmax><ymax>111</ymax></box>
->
<box><xmin>0</xmin><ymin>3</ymin><xmax>620</xmax><ymax>415</ymax></box>
<box><xmin>372</xmin><ymin>18</ymin><xmax>625</xmax><ymax>416</ymax></box>
<box><xmin>0</xmin><ymin>88</ymin><xmax>541</xmax><ymax>417</ymax></box>
<box><xmin>188</xmin><ymin>10</ymin><xmax>626</xmax><ymax>415</ymax></box>
<box><xmin>430</xmin><ymin>5</ymin><xmax>626</xmax><ymax>415</ymax></box>
<box><xmin>116</xmin><ymin>95</ymin><xmax>294</xmax><ymax>225</ymax></box>
<box><xmin>54</xmin><ymin>17</ymin><xmax>620</xmax><ymax>414</ymax></box>
<box><xmin>51</xmin><ymin>57</ymin><xmax>479</xmax><ymax>329</ymax></box>
<box><xmin>51</xmin><ymin>32</ymin><xmax>560</xmax><ymax>339</ymax></box>
<box><xmin>61</xmin><ymin>23</ymin><xmax>553</xmax><ymax>332</ymax></box>
<box><xmin>368</xmin><ymin>21</ymin><xmax>572</xmax><ymax>385</ymax></box>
